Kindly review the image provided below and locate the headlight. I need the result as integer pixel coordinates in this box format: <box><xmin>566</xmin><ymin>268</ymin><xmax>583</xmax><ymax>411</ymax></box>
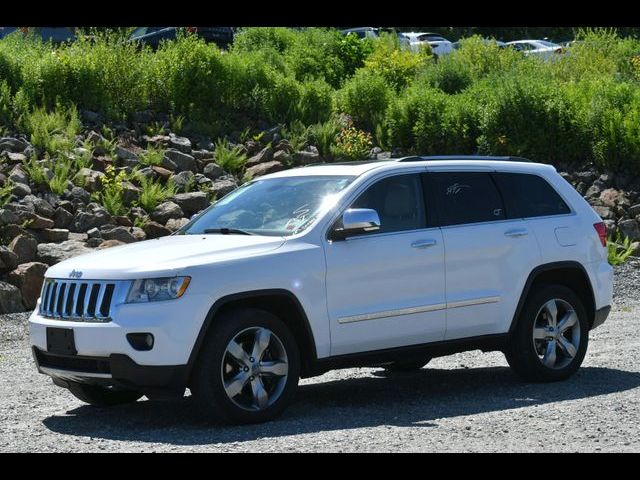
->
<box><xmin>126</xmin><ymin>277</ymin><xmax>191</xmax><ymax>303</ymax></box>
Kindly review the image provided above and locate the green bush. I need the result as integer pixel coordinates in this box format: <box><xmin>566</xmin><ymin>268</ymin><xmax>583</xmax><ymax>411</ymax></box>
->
<box><xmin>331</xmin><ymin>123</ymin><xmax>373</xmax><ymax>161</ymax></box>
<box><xmin>22</xmin><ymin>104</ymin><xmax>82</xmax><ymax>155</ymax></box>
<box><xmin>335</xmin><ymin>69</ymin><xmax>392</xmax><ymax>132</ymax></box>
<box><xmin>136</xmin><ymin>174</ymin><xmax>177</xmax><ymax>213</ymax></box>
<box><xmin>213</xmin><ymin>138</ymin><xmax>247</xmax><ymax>175</ymax></box>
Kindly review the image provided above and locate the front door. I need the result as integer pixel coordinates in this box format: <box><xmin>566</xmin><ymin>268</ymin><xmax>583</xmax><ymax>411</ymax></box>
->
<box><xmin>324</xmin><ymin>172</ymin><xmax>446</xmax><ymax>356</ymax></box>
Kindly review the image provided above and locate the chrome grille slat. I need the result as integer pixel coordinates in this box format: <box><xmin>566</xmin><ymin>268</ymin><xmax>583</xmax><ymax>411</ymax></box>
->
<box><xmin>39</xmin><ymin>279</ymin><xmax>122</xmax><ymax>322</ymax></box>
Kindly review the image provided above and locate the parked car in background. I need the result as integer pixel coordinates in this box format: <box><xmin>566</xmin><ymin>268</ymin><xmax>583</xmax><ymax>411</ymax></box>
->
<box><xmin>401</xmin><ymin>32</ymin><xmax>455</xmax><ymax>57</ymax></box>
<box><xmin>340</xmin><ymin>27</ymin><xmax>410</xmax><ymax>47</ymax></box>
<box><xmin>0</xmin><ymin>27</ymin><xmax>76</xmax><ymax>44</ymax></box>
<box><xmin>506</xmin><ymin>40</ymin><xmax>565</xmax><ymax>58</ymax></box>
<box><xmin>129</xmin><ymin>27</ymin><xmax>235</xmax><ymax>50</ymax></box>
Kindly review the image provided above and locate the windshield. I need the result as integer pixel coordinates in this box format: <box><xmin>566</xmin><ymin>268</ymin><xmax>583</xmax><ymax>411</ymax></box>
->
<box><xmin>180</xmin><ymin>175</ymin><xmax>355</xmax><ymax>237</ymax></box>
<box><xmin>536</xmin><ymin>40</ymin><xmax>559</xmax><ymax>48</ymax></box>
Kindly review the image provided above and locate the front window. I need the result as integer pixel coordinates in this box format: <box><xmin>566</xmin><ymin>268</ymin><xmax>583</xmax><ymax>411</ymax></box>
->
<box><xmin>180</xmin><ymin>175</ymin><xmax>355</xmax><ymax>237</ymax></box>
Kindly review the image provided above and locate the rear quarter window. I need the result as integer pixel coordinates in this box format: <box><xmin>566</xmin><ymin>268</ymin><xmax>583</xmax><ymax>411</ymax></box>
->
<box><xmin>492</xmin><ymin>172</ymin><xmax>571</xmax><ymax>218</ymax></box>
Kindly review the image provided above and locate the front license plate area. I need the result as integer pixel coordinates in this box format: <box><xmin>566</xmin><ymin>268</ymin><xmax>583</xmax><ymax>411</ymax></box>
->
<box><xmin>46</xmin><ymin>328</ymin><xmax>77</xmax><ymax>355</ymax></box>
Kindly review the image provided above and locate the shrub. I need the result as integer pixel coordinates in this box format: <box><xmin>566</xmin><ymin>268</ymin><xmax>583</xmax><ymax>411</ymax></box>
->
<box><xmin>330</xmin><ymin>123</ymin><xmax>373</xmax><ymax>161</ymax></box>
<box><xmin>136</xmin><ymin>174</ymin><xmax>177</xmax><ymax>213</ymax></box>
<box><xmin>138</xmin><ymin>146</ymin><xmax>164</xmax><ymax>166</ymax></box>
<box><xmin>21</xmin><ymin>155</ymin><xmax>49</xmax><ymax>186</ymax></box>
<box><xmin>335</xmin><ymin>69</ymin><xmax>392</xmax><ymax>132</ymax></box>
<box><xmin>308</xmin><ymin>117</ymin><xmax>342</xmax><ymax>158</ymax></box>
<box><xmin>22</xmin><ymin>104</ymin><xmax>82</xmax><ymax>155</ymax></box>
<box><xmin>98</xmin><ymin>165</ymin><xmax>128</xmax><ymax>216</ymax></box>
<box><xmin>363</xmin><ymin>33</ymin><xmax>430</xmax><ymax>90</ymax></box>
<box><xmin>213</xmin><ymin>138</ymin><xmax>247</xmax><ymax>175</ymax></box>
<box><xmin>297</xmin><ymin>79</ymin><xmax>333</xmax><ymax>125</ymax></box>
<box><xmin>608</xmin><ymin>232</ymin><xmax>635</xmax><ymax>265</ymax></box>
<box><xmin>47</xmin><ymin>158</ymin><xmax>74</xmax><ymax>195</ymax></box>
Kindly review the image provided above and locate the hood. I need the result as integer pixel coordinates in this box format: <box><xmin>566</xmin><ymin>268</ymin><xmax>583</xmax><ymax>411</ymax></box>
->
<box><xmin>45</xmin><ymin>234</ymin><xmax>287</xmax><ymax>280</ymax></box>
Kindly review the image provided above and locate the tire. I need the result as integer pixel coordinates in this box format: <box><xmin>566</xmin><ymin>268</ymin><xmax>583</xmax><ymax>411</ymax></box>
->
<box><xmin>67</xmin><ymin>382</ymin><xmax>143</xmax><ymax>407</ymax></box>
<box><xmin>382</xmin><ymin>357</ymin><xmax>431</xmax><ymax>372</ymax></box>
<box><xmin>190</xmin><ymin>307</ymin><xmax>300</xmax><ymax>425</ymax></box>
<box><xmin>505</xmin><ymin>284</ymin><xmax>589</xmax><ymax>383</ymax></box>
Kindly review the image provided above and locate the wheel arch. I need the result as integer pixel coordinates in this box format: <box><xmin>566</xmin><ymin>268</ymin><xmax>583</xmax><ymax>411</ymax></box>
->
<box><xmin>509</xmin><ymin>261</ymin><xmax>596</xmax><ymax>332</ymax></box>
<box><xmin>185</xmin><ymin>289</ymin><xmax>318</xmax><ymax>381</ymax></box>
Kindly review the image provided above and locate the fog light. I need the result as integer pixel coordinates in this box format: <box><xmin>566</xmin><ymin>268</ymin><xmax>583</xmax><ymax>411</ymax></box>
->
<box><xmin>127</xmin><ymin>333</ymin><xmax>154</xmax><ymax>351</ymax></box>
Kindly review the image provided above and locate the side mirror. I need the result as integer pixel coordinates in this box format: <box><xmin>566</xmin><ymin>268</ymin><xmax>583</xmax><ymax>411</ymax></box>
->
<box><xmin>330</xmin><ymin>208</ymin><xmax>381</xmax><ymax>240</ymax></box>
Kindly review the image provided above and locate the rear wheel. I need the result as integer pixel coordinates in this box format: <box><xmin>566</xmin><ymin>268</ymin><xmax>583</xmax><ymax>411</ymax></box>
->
<box><xmin>67</xmin><ymin>382</ymin><xmax>143</xmax><ymax>407</ymax></box>
<box><xmin>505</xmin><ymin>284</ymin><xmax>589</xmax><ymax>382</ymax></box>
<box><xmin>382</xmin><ymin>357</ymin><xmax>431</xmax><ymax>372</ymax></box>
<box><xmin>191</xmin><ymin>307</ymin><xmax>300</xmax><ymax>424</ymax></box>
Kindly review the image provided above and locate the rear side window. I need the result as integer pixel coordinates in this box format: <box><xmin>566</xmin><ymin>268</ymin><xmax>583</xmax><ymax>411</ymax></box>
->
<box><xmin>493</xmin><ymin>173</ymin><xmax>571</xmax><ymax>218</ymax></box>
<box><xmin>430</xmin><ymin>172</ymin><xmax>505</xmax><ymax>226</ymax></box>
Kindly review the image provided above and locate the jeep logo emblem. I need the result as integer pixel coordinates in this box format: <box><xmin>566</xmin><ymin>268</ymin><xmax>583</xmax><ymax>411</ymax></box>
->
<box><xmin>69</xmin><ymin>270</ymin><xmax>83</xmax><ymax>279</ymax></box>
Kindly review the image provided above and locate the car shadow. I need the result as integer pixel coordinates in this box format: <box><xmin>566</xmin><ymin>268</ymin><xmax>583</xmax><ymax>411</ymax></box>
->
<box><xmin>42</xmin><ymin>366</ymin><xmax>640</xmax><ymax>446</ymax></box>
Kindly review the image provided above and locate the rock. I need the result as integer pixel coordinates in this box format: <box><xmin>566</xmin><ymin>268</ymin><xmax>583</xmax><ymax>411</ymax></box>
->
<box><xmin>86</xmin><ymin>237</ymin><xmax>103</xmax><ymax>248</ymax></box>
<box><xmin>293</xmin><ymin>150</ymin><xmax>320</xmax><ymax>166</ymax></box>
<box><xmin>0</xmin><ymin>281</ymin><xmax>24</xmax><ymax>313</ymax></box>
<box><xmin>169</xmin><ymin>135</ymin><xmax>192</xmax><ymax>154</ymax></box>
<box><xmin>618</xmin><ymin>219</ymin><xmax>640</xmax><ymax>241</ymax></box>
<box><xmin>72</xmin><ymin>168</ymin><xmax>104</xmax><ymax>193</ymax></box>
<box><xmin>244</xmin><ymin>140</ymin><xmax>262</xmax><ymax>156</ymax></box>
<box><xmin>130</xmin><ymin>227</ymin><xmax>146</xmax><ymax>241</ymax></box>
<box><xmin>244</xmin><ymin>161</ymin><xmax>284</xmax><ymax>180</ymax></box>
<box><xmin>171</xmin><ymin>192</ymin><xmax>209</xmax><ymax>215</ymax></box>
<box><xmin>170</xmin><ymin>171</ymin><xmax>195</xmax><ymax>193</ymax></box>
<box><xmin>97</xmin><ymin>239</ymin><xmax>126</xmax><ymax>250</ymax></box>
<box><xmin>36</xmin><ymin>240</ymin><xmax>94</xmax><ymax>266</ymax></box>
<box><xmin>141</xmin><ymin>134</ymin><xmax>170</xmax><ymax>147</ymax></box>
<box><xmin>87</xmin><ymin>227</ymin><xmax>102</xmax><ymax>239</ymax></box>
<box><xmin>101</xmin><ymin>226</ymin><xmax>137</xmax><ymax>244</ymax></box>
<box><xmin>0</xmin><ymin>225</ymin><xmax>28</xmax><ymax>245</ymax></box>
<box><xmin>7</xmin><ymin>152</ymin><xmax>27</xmax><ymax>164</ymax></box>
<box><xmin>275</xmin><ymin>139</ymin><xmax>294</xmax><ymax>153</ymax></box>
<box><xmin>576</xmin><ymin>171</ymin><xmax>597</xmax><ymax>184</ymax></box>
<box><xmin>53</xmin><ymin>207</ymin><xmax>74</xmax><ymax>229</ymax></box>
<box><xmin>245</xmin><ymin>146</ymin><xmax>274</xmax><ymax>168</ymax></box>
<box><xmin>163</xmin><ymin>149</ymin><xmax>196</xmax><ymax>173</ymax></box>
<box><xmin>161</xmin><ymin>156</ymin><xmax>177</xmax><ymax>171</ymax></box>
<box><xmin>143</xmin><ymin>221</ymin><xmax>172</xmax><ymax>239</ymax></box>
<box><xmin>64</xmin><ymin>186</ymin><xmax>91</xmax><ymax>205</ymax></box>
<box><xmin>43</xmin><ymin>228</ymin><xmax>69</xmax><ymax>242</ymax></box>
<box><xmin>273</xmin><ymin>149</ymin><xmax>292</xmax><ymax>164</ymax></box>
<box><xmin>209</xmin><ymin>178</ymin><xmax>238</xmax><ymax>199</ymax></box>
<box><xmin>0</xmin><ymin>246</ymin><xmax>19</xmax><ymax>272</ymax></box>
<box><xmin>116</xmin><ymin>145</ymin><xmax>138</xmax><ymax>165</ymax></box>
<box><xmin>7</xmin><ymin>262</ymin><xmax>48</xmax><ymax>310</ymax></box>
<box><xmin>26</xmin><ymin>214</ymin><xmax>55</xmax><ymax>230</ymax></box>
<box><xmin>81</xmin><ymin>110</ymin><xmax>101</xmax><ymax>123</ymax></box>
<box><xmin>166</xmin><ymin>218</ymin><xmax>190</xmax><ymax>231</ymax></box>
<box><xmin>0</xmin><ymin>208</ymin><xmax>19</xmax><ymax>226</ymax></box>
<box><xmin>113</xmin><ymin>215</ymin><xmax>133</xmax><ymax>227</ymax></box>
<box><xmin>121</xmin><ymin>181</ymin><xmax>140</xmax><ymax>205</ymax></box>
<box><xmin>8</xmin><ymin>234</ymin><xmax>38</xmax><ymax>264</ymax></box>
<box><xmin>0</xmin><ymin>137</ymin><xmax>29</xmax><ymax>153</ymax></box>
<box><xmin>11</xmin><ymin>182</ymin><xmax>30</xmax><ymax>198</ymax></box>
<box><xmin>150</xmin><ymin>201</ymin><xmax>184</xmax><ymax>224</ymax></box>
<box><xmin>604</xmin><ymin>219</ymin><xmax>617</xmax><ymax>233</ymax></box>
<box><xmin>152</xmin><ymin>165</ymin><xmax>173</xmax><ymax>180</ymax></box>
<box><xmin>593</xmin><ymin>205</ymin><xmax>614</xmax><ymax>220</ymax></box>
<box><xmin>192</xmin><ymin>149</ymin><xmax>213</xmax><ymax>160</ymax></box>
<box><xmin>203</xmin><ymin>162</ymin><xmax>225</xmax><ymax>180</ymax></box>
<box><xmin>584</xmin><ymin>183</ymin><xmax>602</xmax><ymax>199</ymax></box>
<box><xmin>21</xmin><ymin>195</ymin><xmax>55</xmax><ymax>218</ymax></box>
<box><xmin>600</xmin><ymin>188</ymin><xmax>629</xmax><ymax>208</ymax></box>
<box><xmin>71</xmin><ymin>207</ymin><xmax>112</xmax><ymax>233</ymax></box>
<box><xmin>629</xmin><ymin>204</ymin><xmax>640</xmax><ymax>218</ymax></box>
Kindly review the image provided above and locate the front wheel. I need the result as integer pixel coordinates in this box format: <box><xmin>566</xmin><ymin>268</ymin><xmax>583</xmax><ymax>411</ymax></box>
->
<box><xmin>505</xmin><ymin>284</ymin><xmax>589</xmax><ymax>382</ymax></box>
<box><xmin>191</xmin><ymin>308</ymin><xmax>300</xmax><ymax>424</ymax></box>
<box><xmin>67</xmin><ymin>382</ymin><xmax>143</xmax><ymax>407</ymax></box>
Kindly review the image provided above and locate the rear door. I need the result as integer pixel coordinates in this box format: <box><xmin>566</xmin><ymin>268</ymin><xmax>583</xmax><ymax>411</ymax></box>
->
<box><xmin>427</xmin><ymin>170</ymin><xmax>542</xmax><ymax>338</ymax></box>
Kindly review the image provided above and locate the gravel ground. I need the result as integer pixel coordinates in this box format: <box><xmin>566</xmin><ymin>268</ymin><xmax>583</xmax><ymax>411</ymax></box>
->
<box><xmin>1</xmin><ymin>266</ymin><xmax>639</xmax><ymax>452</ymax></box>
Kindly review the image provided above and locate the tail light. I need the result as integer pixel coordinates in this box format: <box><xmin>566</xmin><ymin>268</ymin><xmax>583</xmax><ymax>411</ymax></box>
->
<box><xmin>594</xmin><ymin>222</ymin><xmax>607</xmax><ymax>247</ymax></box>
<box><xmin>555</xmin><ymin>48</ymin><xmax>564</xmax><ymax>54</ymax></box>
<box><xmin>186</xmin><ymin>27</ymin><xmax>197</xmax><ymax>34</ymax></box>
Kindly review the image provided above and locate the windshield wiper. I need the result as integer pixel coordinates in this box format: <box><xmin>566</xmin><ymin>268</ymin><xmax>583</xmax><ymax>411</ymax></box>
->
<box><xmin>203</xmin><ymin>228</ymin><xmax>254</xmax><ymax>236</ymax></box>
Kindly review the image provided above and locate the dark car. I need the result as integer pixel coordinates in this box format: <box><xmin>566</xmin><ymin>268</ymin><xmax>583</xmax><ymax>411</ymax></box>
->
<box><xmin>129</xmin><ymin>27</ymin><xmax>234</xmax><ymax>49</ymax></box>
<box><xmin>0</xmin><ymin>27</ymin><xmax>76</xmax><ymax>44</ymax></box>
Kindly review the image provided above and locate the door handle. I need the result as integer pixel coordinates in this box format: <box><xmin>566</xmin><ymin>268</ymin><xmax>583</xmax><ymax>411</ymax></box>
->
<box><xmin>505</xmin><ymin>228</ymin><xmax>529</xmax><ymax>237</ymax></box>
<box><xmin>411</xmin><ymin>239</ymin><xmax>437</xmax><ymax>248</ymax></box>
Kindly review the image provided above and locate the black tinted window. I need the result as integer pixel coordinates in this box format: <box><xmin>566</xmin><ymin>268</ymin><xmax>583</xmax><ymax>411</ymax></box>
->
<box><xmin>432</xmin><ymin>172</ymin><xmax>505</xmax><ymax>226</ymax></box>
<box><xmin>350</xmin><ymin>174</ymin><xmax>426</xmax><ymax>234</ymax></box>
<box><xmin>493</xmin><ymin>173</ymin><xmax>571</xmax><ymax>218</ymax></box>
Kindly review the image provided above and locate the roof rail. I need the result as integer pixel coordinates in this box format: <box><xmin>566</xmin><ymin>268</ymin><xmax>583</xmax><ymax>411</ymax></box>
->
<box><xmin>397</xmin><ymin>155</ymin><xmax>532</xmax><ymax>163</ymax></box>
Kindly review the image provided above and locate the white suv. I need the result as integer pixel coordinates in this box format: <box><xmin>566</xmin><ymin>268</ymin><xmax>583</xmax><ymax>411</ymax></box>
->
<box><xmin>29</xmin><ymin>156</ymin><xmax>614</xmax><ymax>424</ymax></box>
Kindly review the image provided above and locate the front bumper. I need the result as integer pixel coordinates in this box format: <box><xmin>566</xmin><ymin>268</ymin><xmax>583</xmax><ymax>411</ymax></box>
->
<box><xmin>32</xmin><ymin>347</ymin><xmax>188</xmax><ymax>398</ymax></box>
